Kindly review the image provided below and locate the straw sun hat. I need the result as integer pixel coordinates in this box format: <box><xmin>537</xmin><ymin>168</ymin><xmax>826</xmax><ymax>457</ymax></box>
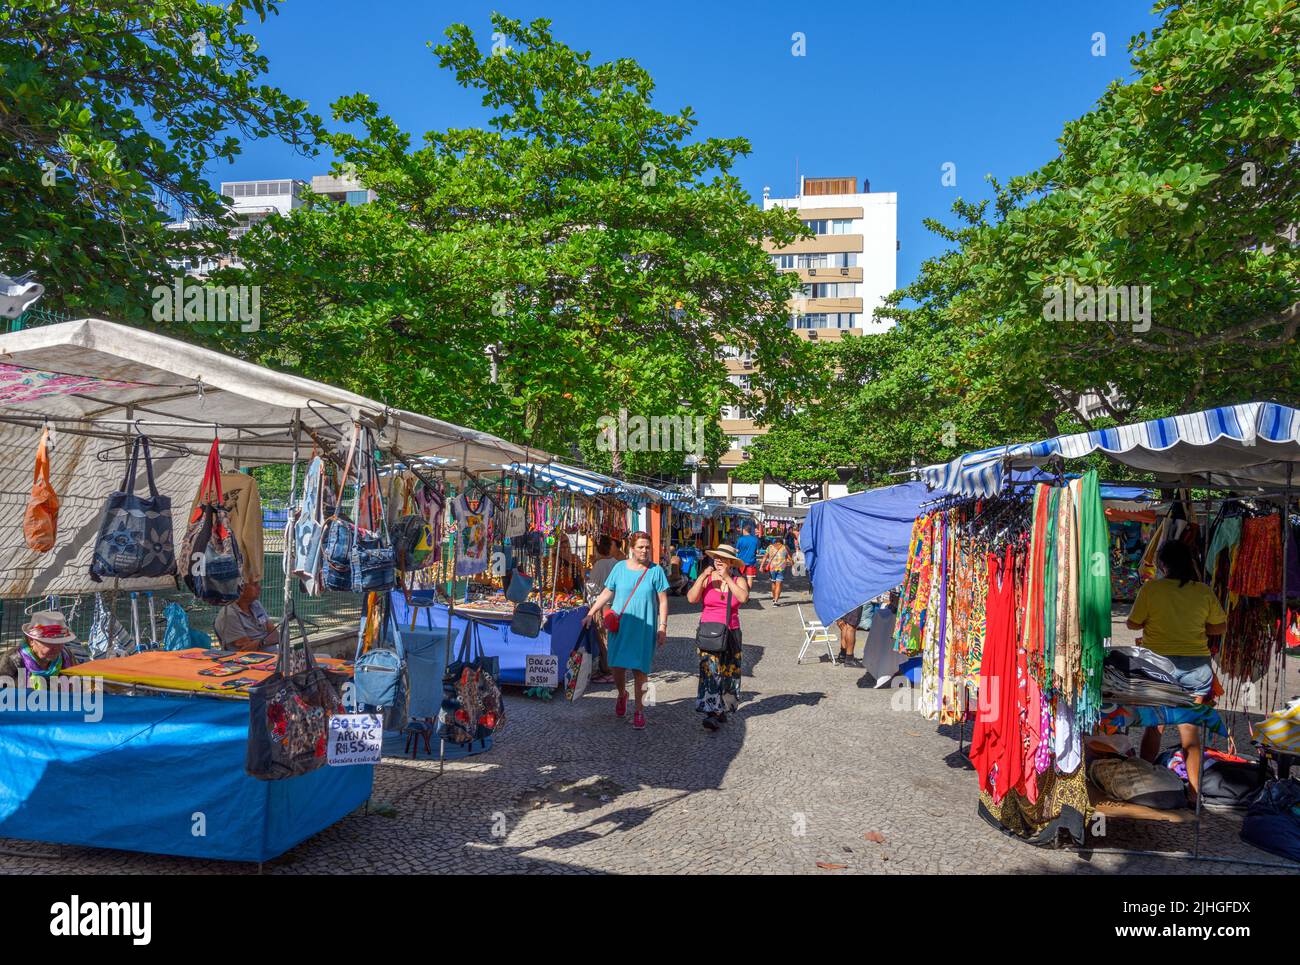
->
<box><xmin>706</xmin><ymin>544</ymin><xmax>745</xmax><ymax>568</ymax></box>
<box><xmin>22</xmin><ymin>610</ymin><xmax>76</xmax><ymax>646</ymax></box>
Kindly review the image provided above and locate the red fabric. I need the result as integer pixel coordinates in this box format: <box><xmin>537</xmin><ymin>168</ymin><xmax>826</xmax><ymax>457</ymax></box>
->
<box><xmin>970</xmin><ymin>545</ymin><xmax>1023</xmax><ymax>804</ymax></box>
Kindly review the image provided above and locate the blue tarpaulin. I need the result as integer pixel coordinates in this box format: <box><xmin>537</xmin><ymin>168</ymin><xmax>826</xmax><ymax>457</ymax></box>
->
<box><xmin>0</xmin><ymin>694</ymin><xmax>373</xmax><ymax>862</ymax></box>
<box><xmin>802</xmin><ymin>481</ymin><xmax>940</xmax><ymax>627</ymax></box>
<box><xmin>389</xmin><ymin>593</ymin><xmax>586</xmax><ymax>685</ymax></box>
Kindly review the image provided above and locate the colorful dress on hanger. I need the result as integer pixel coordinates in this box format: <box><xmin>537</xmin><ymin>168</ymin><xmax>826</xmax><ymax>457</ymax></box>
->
<box><xmin>895</xmin><ymin>515</ymin><xmax>935</xmax><ymax>654</ymax></box>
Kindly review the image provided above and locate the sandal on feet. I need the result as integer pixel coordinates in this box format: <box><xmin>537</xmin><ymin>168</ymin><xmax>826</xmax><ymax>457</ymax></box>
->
<box><xmin>615</xmin><ymin>691</ymin><xmax>628</xmax><ymax>717</ymax></box>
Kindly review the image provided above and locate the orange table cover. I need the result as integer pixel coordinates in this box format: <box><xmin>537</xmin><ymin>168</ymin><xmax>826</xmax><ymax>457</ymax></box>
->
<box><xmin>63</xmin><ymin>648</ymin><xmax>353</xmax><ymax>696</ymax></box>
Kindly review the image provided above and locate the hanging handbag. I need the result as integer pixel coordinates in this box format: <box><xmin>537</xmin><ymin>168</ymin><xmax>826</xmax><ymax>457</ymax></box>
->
<box><xmin>695</xmin><ymin>585</ymin><xmax>733</xmax><ymax>654</ymax></box>
<box><xmin>505</xmin><ymin>566</ymin><xmax>534</xmax><ymax>603</ymax></box>
<box><xmin>85</xmin><ymin>593</ymin><xmax>131</xmax><ymax>659</ymax></box>
<box><xmin>353</xmin><ymin>594</ymin><xmax>406</xmax><ymax>710</ymax></box>
<box><xmin>350</xmin><ymin>448</ymin><xmax>396</xmax><ymax>593</ymax></box>
<box><xmin>322</xmin><ymin>431</ymin><xmax>360</xmax><ymax>592</ymax></box>
<box><xmin>180</xmin><ymin>439</ymin><xmax>244</xmax><ymax>605</ymax></box>
<box><xmin>603</xmin><ymin>565</ymin><xmax>649</xmax><ymax>634</ymax></box>
<box><xmin>291</xmin><ymin>456</ymin><xmax>328</xmax><ymax>594</ymax></box>
<box><xmin>438</xmin><ymin>621</ymin><xmax>505</xmax><ymax>746</ymax></box>
<box><xmin>510</xmin><ymin>601</ymin><xmax>543</xmax><ymax>638</ymax></box>
<box><xmin>246</xmin><ymin>616</ymin><xmax>348</xmax><ymax>780</ymax></box>
<box><xmin>564</xmin><ymin>626</ymin><xmax>597</xmax><ymax>702</ymax></box>
<box><xmin>23</xmin><ymin>426</ymin><xmax>59</xmax><ymax>553</ymax></box>
<box><xmin>89</xmin><ymin>436</ymin><xmax>176</xmax><ymax>581</ymax></box>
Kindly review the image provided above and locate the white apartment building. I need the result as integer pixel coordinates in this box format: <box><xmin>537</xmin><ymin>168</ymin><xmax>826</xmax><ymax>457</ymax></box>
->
<box><xmin>704</xmin><ymin>176</ymin><xmax>897</xmax><ymax>507</ymax></box>
<box><xmin>762</xmin><ymin>175</ymin><xmax>898</xmax><ymax>336</ymax></box>
<box><xmin>219</xmin><ymin>178</ymin><xmax>309</xmax><ymax>238</ymax></box>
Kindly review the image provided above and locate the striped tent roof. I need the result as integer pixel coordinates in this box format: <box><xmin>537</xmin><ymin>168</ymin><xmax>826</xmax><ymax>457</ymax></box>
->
<box><xmin>919</xmin><ymin>402</ymin><xmax>1300</xmax><ymax>497</ymax></box>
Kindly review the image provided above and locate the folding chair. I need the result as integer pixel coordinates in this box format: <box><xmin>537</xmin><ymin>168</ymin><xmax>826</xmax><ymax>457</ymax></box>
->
<box><xmin>797</xmin><ymin>604</ymin><xmax>838</xmax><ymax>665</ymax></box>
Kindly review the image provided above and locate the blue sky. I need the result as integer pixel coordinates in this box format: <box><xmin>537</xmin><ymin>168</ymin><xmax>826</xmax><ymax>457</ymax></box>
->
<box><xmin>225</xmin><ymin>0</ymin><xmax>1161</xmax><ymax>288</ymax></box>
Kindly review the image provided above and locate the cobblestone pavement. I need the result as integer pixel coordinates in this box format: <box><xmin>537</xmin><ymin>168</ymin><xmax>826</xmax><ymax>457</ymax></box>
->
<box><xmin>2</xmin><ymin>575</ymin><xmax>1296</xmax><ymax>874</ymax></box>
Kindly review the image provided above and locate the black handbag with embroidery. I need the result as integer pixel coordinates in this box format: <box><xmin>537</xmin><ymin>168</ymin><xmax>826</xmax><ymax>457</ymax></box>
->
<box><xmin>246</xmin><ymin>617</ymin><xmax>348</xmax><ymax>780</ymax></box>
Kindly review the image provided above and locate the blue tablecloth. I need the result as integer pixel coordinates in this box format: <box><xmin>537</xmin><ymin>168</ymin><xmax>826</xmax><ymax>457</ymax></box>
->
<box><xmin>0</xmin><ymin>693</ymin><xmax>373</xmax><ymax>862</ymax></box>
<box><xmin>388</xmin><ymin>593</ymin><xmax>586</xmax><ymax>685</ymax></box>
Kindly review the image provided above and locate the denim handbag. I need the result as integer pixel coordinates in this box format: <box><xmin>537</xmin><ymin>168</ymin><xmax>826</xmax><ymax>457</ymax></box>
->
<box><xmin>354</xmin><ymin>635</ymin><xmax>405</xmax><ymax>709</ymax></box>
<box><xmin>349</xmin><ymin>448</ymin><xmax>395</xmax><ymax>593</ymax></box>
<box><xmin>89</xmin><ymin>436</ymin><xmax>176</xmax><ymax>581</ymax></box>
<box><xmin>321</xmin><ymin>434</ymin><xmax>360</xmax><ymax>592</ymax></box>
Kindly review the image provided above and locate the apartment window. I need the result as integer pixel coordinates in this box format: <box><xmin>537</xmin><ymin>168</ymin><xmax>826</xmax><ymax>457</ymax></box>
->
<box><xmin>345</xmin><ymin>190</ymin><xmax>369</xmax><ymax>206</ymax></box>
<box><xmin>830</xmin><ymin>218</ymin><xmax>853</xmax><ymax>235</ymax></box>
<box><xmin>771</xmin><ymin>254</ymin><xmax>795</xmax><ymax>269</ymax></box>
<box><xmin>728</xmin><ymin>374</ymin><xmax>751</xmax><ymax>389</ymax></box>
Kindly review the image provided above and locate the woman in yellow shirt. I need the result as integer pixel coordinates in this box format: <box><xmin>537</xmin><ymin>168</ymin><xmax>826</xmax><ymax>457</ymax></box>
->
<box><xmin>1126</xmin><ymin>540</ymin><xmax>1227</xmax><ymax>799</ymax></box>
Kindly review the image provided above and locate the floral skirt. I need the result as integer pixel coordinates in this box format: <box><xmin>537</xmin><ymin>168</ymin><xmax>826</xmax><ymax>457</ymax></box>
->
<box><xmin>697</xmin><ymin>628</ymin><xmax>742</xmax><ymax>715</ymax></box>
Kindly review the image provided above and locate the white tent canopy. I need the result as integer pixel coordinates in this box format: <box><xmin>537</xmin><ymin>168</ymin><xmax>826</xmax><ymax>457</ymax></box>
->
<box><xmin>0</xmin><ymin>319</ymin><xmax>555</xmax><ymax>597</ymax></box>
<box><xmin>0</xmin><ymin>319</ymin><xmax>550</xmax><ymax>471</ymax></box>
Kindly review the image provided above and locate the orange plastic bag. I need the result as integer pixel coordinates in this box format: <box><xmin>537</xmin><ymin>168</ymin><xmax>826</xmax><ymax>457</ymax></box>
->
<box><xmin>24</xmin><ymin>427</ymin><xmax>59</xmax><ymax>552</ymax></box>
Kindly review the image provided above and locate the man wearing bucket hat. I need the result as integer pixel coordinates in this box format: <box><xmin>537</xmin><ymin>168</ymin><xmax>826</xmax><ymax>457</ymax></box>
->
<box><xmin>687</xmin><ymin>543</ymin><xmax>749</xmax><ymax>730</ymax></box>
<box><xmin>0</xmin><ymin>610</ymin><xmax>79</xmax><ymax>688</ymax></box>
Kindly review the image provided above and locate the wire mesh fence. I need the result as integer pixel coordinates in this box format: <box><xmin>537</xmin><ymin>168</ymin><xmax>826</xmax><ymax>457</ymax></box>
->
<box><xmin>0</xmin><ymin>527</ymin><xmax>364</xmax><ymax>656</ymax></box>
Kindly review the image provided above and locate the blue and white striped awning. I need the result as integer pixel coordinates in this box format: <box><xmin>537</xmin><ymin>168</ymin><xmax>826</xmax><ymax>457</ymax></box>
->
<box><xmin>919</xmin><ymin>402</ymin><xmax>1300</xmax><ymax>497</ymax></box>
<box><xmin>505</xmin><ymin>462</ymin><xmax>611</xmax><ymax>496</ymax></box>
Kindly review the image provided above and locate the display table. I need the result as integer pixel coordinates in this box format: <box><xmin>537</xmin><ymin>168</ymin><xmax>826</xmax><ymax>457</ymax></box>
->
<box><xmin>390</xmin><ymin>592</ymin><xmax>586</xmax><ymax>685</ymax></box>
<box><xmin>61</xmin><ymin>648</ymin><xmax>354</xmax><ymax>696</ymax></box>
<box><xmin>0</xmin><ymin>693</ymin><xmax>373</xmax><ymax>862</ymax></box>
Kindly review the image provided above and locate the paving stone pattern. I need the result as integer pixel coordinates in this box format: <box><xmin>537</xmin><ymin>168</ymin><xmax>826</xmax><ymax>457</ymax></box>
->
<box><xmin>2</xmin><ymin>575</ymin><xmax>1295</xmax><ymax>874</ymax></box>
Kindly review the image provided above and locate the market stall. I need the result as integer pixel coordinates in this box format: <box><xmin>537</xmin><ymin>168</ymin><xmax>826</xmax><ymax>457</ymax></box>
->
<box><xmin>0</xmin><ymin>318</ymin><xmax>548</xmax><ymax>861</ymax></box>
<box><xmin>907</xmin><ymin>402</ymin><xmax>1299</xmax><ymax>862</ymax></box>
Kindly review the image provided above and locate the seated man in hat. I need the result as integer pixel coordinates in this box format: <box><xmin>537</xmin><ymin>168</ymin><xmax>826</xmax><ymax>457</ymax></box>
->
<box><xmin>0</xmin><ymin>610</ymin><xmax>79</xmax><ymax>688</ymax></box>
<box><xmin>213</xmin><ymin>580</ymin><xmax>279</xmax><ymax>652</ymax></box>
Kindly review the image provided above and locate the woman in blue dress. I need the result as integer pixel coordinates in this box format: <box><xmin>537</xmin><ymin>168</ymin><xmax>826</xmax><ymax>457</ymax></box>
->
<box><xmin>582</xmin><ymin>531</ymin><xmax>669</xmax><ymax>730</ymax></box>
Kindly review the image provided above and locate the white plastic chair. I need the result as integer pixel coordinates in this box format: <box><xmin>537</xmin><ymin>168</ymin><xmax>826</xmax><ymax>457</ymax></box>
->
<box><xmin>797</xmin><ymin>604</ymin><xmax>838</xmax><ymax>665</ymax></box>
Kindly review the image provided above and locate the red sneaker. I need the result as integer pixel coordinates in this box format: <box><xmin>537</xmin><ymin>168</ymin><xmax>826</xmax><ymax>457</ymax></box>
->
<box><xmin>615</xmin><ymin>691</ymin><xmax>628</xmax><ymax>718</ymax></box>
<box><xmin>633</xmin><ymin>710</ymin><xmax>646</xmax><ymax>730</ymax></box>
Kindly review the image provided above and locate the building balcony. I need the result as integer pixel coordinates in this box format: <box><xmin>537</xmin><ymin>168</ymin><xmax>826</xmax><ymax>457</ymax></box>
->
<box><xmin>763</xmin><ymin>234</ymin><xmax>864</xmax><ymax>255</ymax></box>
<box><xmin>787</xmin><ymin>266</ymin><xmax>862</xmax><ymax>283</ymax></box>
<box><xmin>791</xmin><ymin>297</ymin><xmax>863</xmax><ymax>314</ymax></box>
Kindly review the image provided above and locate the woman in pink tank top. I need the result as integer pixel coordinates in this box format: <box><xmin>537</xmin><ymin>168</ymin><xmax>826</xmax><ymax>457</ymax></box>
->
<box><xmin>687</xmin><ymin>544</ymin><xmax>750</xmax><ymax>731</ymax></box>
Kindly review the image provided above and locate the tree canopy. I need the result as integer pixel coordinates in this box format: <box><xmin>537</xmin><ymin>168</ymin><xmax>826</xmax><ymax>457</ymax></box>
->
<box><xmin>755</xmin><ymin>0</ymin><xmax>1300</xmax><ymax>485</ymax></box>
<box><xmin>0</xmin><ymin>1</ymin><xmax>322</xmax><ymax>320</ymax></box>
<box><xmin>216</xmin><ymin>15</ymin><xmax>817</xmax><ymax>474</ymax></box>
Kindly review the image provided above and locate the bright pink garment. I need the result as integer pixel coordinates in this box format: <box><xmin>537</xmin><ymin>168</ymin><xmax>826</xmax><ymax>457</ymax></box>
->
<box><xmin>701</xmin><ymin>581</ymin><xmax>741</xmax><ymax>630</ymax></box>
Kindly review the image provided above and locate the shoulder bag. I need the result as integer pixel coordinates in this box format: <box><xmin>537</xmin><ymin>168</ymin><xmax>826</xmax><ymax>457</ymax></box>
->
<box><xmin>23</xmin><ymin>426</ymin><xmax>59</xmax><ymax>553</ymax></box>
<box><xmin>89</xmin><ymin>436</ymin><xmax>176</xmax><ymax>581</ymax></box>
<box><xmin>246</xmin><ymin>616</ymin><xmax>348</xmax><ymax>780</ymax></box>
<box><xmin>603</xmin><ymin>564</ymin><xmax>649</xmax><ymax>634</ymax></box>
<box><xmin>695</xmin><ymin>583</ymin><xmax>733</xmax><ymax>654</ymax></box>
<box><xmin>181</xmin><ymin>438</ymin><xmax>244</xmax><ymax>605</ymax></box>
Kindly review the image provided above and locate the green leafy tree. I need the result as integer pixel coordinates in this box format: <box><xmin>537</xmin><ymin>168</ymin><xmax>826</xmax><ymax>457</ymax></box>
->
<box><xmin>873</xmin><ymin>0</ymin><xmax>1299</xmax><ymax>455</ymax></box>
<box><xmin>0</xmin><ymin>1</ymin><xmax>322</xmax><ymax>319</ymax></box>
<box><xmin>771</xmin><ymin>0</ymin><xmax>1299</xmax><ymax>485</ymax></box>
<box><xmin>215</xmin><ymin>15</ymin><xmax>817</xmax><ymax>474</ymax></box>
